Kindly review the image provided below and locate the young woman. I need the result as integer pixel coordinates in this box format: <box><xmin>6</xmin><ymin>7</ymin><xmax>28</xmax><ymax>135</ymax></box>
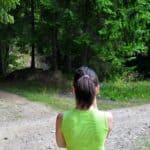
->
<box><xmin>56</xmin><ymin>67</ymin><xmax>113</xmax><ymax>150</ymax></box>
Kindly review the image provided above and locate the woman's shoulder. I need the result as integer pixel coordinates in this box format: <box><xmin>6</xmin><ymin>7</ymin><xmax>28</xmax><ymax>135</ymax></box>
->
<box><xmin>96</xmin><ymin>110</ymin><xmax>113</xmax><ymax>123</ymax></box>
<box><xmin>56</xmin><ymin>109</ymin><xmax>74</xmax><ymax>120</ymax></box>
<box><xmin>98</xmin><ymin>110</ymin><xmax>112</xmax><ymax>117</ymax></box>
<box><xmin>97</xmin><ymin>110</ymin><xmax>113</xmax><ymax>130</ymax></box>
<box><xmin>104</xmin><ymin>111</ymin><xmax>113</xmax><ymax>120</ymax></box>
<box><xmin>56</xmin><ymin>112</ymin><xmax>63</xmax><ymax>123</ymax></box>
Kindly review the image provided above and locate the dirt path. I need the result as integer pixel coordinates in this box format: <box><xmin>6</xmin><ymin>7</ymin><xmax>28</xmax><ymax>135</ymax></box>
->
<box><xmin>0</xmin><ymin>91</ymin><xmax>150</xmax><ymax>150</ymax></box>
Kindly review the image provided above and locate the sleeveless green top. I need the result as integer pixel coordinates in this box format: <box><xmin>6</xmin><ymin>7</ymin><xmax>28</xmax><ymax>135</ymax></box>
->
<box><xmin>61</xmin><ymin>108</ymin><xmax>108</xmax><ymax>150</ymax></box>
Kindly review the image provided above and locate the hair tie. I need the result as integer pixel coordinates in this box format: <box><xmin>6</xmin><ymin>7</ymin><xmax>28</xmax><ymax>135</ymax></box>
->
<box><xmin>83</xmin><ymin>75</ymin><xmax>90</xmax><ymax>78</ymax></box>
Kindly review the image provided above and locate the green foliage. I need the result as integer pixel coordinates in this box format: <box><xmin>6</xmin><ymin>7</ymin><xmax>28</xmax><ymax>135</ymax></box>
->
<box><xmin>0</xmin><ymin>0</ymin><xmax>150</xmax><ymax>79</ymax></box>
<box><xmin>8</xmin><ymin>49</ymin><xmax>29</xmax><ymax>72</ymax></box>
<box><xmin>99</xmin><ymin>0</ymin><xmax>150</xmax><ymax>73</ymax></box>
<box><xmin>100</xmin><ymin>80</ymin><xmax>150</xmax><ymax>102</ymax></box>
<box><xmin>0</xmin><ymin>0</ymin><xmax>20</xmax><ymax>24</ymax></box>
<box><xmin>0</xmin><ymin>80</ymin><xmax>149</xmax><ymax>111</ymax></box>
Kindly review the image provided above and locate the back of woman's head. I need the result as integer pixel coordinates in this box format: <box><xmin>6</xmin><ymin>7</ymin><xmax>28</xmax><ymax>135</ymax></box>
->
<box><xmin>73</xmin><ymin>67</ymin><xmax>99</xmax><ymax>109</ymax></box>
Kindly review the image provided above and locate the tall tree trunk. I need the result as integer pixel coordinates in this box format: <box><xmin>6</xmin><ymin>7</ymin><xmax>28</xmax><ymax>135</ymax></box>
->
<box><xmin>82</xmin><ymin>0</ymin><xmax>90</xmax><ymax>65</ymax></box>
<box><xmin>67</xmin><ymin>54</ymin><xmax>72</xmax><ymax>72</ymax></box>
<box><xmin>64</xmin><ymin>0</ymin><xmax>72</xmax><ymax>72</ymax></box>
<box><xmin>0</xmin><ymin>42</ymin><xmax>4</xmax><ymax>76</ymax></box>
<box><xmin>4</xmin><ymin>45</ymin><xmax>9</xmax><ymax>74</ymax></box>
<box><xmin>82</xmin><ymin>45</ymin><xmax>89</xmax><ymax>65</ymax></box>
<box><xmin>31</xmin><ymin>43</ymin><xmax>35</xmax><ymax>69</ymax></box>
<box><xmin>0</xmin><ymin>42</ymin><xmax>9</xmax><ymax>76</ymax></box>
<box><xmin>51</xmin><ymin>28</ymin><xmax>58</xmax><ymax>70</ymax></box>
<box><xmin>31</xmin><ymin>0</ymin><xmax>35</xmax><ymax>69</ymax></box>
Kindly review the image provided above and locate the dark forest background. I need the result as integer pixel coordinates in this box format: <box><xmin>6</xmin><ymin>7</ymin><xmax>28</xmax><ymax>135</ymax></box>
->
<box><xmin>0</xmin><ymin>0</ymin><xmax>150</xmax><ymax>81</ymax></box>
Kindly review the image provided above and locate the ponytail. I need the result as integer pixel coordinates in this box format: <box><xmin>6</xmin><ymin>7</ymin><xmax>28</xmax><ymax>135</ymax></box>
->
<box><xmin>74</xmin><ymin>74</ymin><xmax>97</xmax><ymax>109</ymax></box>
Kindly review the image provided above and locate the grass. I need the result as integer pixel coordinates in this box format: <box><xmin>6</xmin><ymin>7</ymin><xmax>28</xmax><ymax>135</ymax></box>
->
<box><xmin>0</xmin><ymin>80</ymin><xmax>150</xmax><ymax>111</ymax></box>
<box><xmin>143</xmin><ymin>140</ymin><xmax>150</xmax><ymax>150</ymax></box>
<box><xmin>0</xmin><ymin>81</ymin><xmax>74</xmax><ymax>111</ymax></box>
<box><xmin>136</xmin><ymin>136</ymin><xmax>150</xmax><ymax>150</ymax></box>
<box><xmin>100</xmin><ymin>80</ymin><xmax>150</xmax><ymax>103</ymax></box>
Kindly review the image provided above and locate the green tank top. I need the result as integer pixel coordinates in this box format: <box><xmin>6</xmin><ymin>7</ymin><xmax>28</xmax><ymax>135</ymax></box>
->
<box><xmin>61</xmin><ymin>108</ymin><xmax>108</xmax><ymax>150</ymax></box>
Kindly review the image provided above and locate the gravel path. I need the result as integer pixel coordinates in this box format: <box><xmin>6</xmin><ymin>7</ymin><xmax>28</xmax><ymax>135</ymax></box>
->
<box><xmin>0</xmin><ymin>90</ymin><xmax>150</xmax><ymax>150</ymax></box>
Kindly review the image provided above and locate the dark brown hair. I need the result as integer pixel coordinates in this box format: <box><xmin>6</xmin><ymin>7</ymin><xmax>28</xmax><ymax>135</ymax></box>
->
<box><xmin>73</xmin><ymin>66</ymin><xmax>99</xmax><ymax>109</ymax></box>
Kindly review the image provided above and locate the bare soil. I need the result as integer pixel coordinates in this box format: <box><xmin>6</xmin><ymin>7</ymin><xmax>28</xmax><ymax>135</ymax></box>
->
<box><xmin>0</xmin><ymin>91</ymin><xmax>150</xmax><ymax>150</ymax></box>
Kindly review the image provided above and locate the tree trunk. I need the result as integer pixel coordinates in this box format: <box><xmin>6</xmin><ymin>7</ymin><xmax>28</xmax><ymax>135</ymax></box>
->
<box><xmin>4</xmin><ymin>45</ymin><xmax>9</xmax><ymax>74</ymax></box>
<box><xmin>82</xmin><ymin>45</ymin><xmax>88</xmax><ymax>65</ymax></box>
<box><xmin>82</xmin><ymin>0</ymin><xmax>90</xmax><ymax>65</ymax></box>
<box><xmin>0</xmin><ymin>42</ymin><xmax>9</xmax><ymax>76</ymax></box>
<box><xmin>0</xmin><ymin>42</ymin><xmax>4</xmax><ymax>76</ymax></box>
<box><xmin>31</xmin><ymin>43</ymin><xmax>35</xmax><ymax>69</ymax></box>
<box><xmin>51</xmin><ymin>28</ymin><xmax>58</xmax><ymax>70</ymax></box>
<box><xmin>31</xmin><ymin>0</ymin><xmax>35</xmax><ymax>69</ymax></box>
<box><xmin>64</xmin><ymin>1</ymin><xmax>72</xmax><ymax>72</ymax></box>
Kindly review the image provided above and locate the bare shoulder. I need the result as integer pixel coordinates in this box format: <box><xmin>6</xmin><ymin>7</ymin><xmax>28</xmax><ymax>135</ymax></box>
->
<box><xmin>56</xmin><ymin>112</ymin><xmax>63</xmax><ymax>122</ymax></box>
<box><xmin>56</xmin><ymin>112</ymin><xmax>66</xmax><ymax>147</ymax></box>
<box><xmin>57</xmin><ymin>112</ymin><xmax>63</xmax><ymax>119</ymax></box>
<box><xmin>98</xmin><ymin>110</ymin><xmax>113</xmax><ymax>119</ymax></box>
<box><xmin>105</xmin><ymin>111</ymin><xmax>113</xmax><ymax>126</ymax></box>
<box><xmin>106</xmin><ymin>111</ymin><xmax>113</xmax><ymax>120</ymax></box>
<box><xmin>105</xmin><ymin>111</ymin><xmax>113</xmax><ymax>132</ymax></box>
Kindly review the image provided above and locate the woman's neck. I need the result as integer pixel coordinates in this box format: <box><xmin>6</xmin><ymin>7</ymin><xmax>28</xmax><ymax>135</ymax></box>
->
<box><xmin>76</xmin><ymin>98</ymin><xmax>97</xmax><ymax>110</ymax></box>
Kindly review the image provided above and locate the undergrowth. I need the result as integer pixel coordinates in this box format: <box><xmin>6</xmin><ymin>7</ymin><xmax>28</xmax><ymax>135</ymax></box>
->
<box><xmin>0</xmin><ymin>80</ymin><xmax>149</xmax><ymax>111</ymax></box>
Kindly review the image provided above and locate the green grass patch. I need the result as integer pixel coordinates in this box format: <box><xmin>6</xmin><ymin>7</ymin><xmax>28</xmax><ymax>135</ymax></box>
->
<box><xmin>100</xmin><ymin>80</ymin><xmax>150</xmax><ymax>104</ymax></box>
<box><xmin>135</xmin><ymin>136</ymin><xmax>150</xmax><ymax>150</ymax></box>
<box><xmin>0</xmin><ymin>80</ymin><xmax>149</xmax><ymax>111</ymax></box>
<box><xmin>0</xmin><ymin>81</ymin><xmax>74</xmax><ymax>111</ymax></box>
<box><xmin>143</xmin><ymin>140</ymin><xmax>150</xmax><ymax>150</ymax></box>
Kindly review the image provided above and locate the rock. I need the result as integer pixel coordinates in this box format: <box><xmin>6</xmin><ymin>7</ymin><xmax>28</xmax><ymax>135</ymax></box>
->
<box><xmin>4</xmin><ymin>137</ymin><xmax>8</xmax><ymax>140</ymax></box>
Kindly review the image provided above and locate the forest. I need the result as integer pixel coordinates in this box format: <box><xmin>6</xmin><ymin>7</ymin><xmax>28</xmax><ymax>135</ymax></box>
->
<box><xmin>0</xmin><ymin>2</ymin><xmax>150</xmax><ymax>149</ymax></box>
<box><xmin>0</xmin><ymin>0</ymin><xmax>150</xmax><ymax>81</ymax></box>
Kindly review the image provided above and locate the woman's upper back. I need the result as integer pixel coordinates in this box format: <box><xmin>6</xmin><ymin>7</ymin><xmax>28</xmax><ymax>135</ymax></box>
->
<box><xmin>61</xmin><ymin>108</ymin><xmax>108</xmax><ymax>150</ymax></box>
